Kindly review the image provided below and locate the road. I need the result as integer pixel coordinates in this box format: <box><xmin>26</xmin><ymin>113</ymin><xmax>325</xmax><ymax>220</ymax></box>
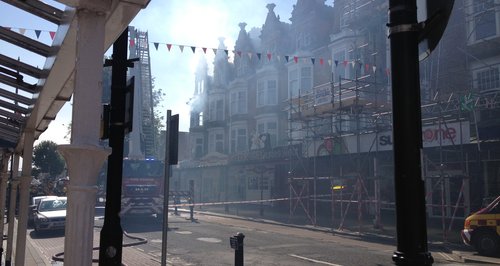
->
<box><xmin>26</xmin><ymin>209</ymin><xmax>497</xmax><ymax>265</ymax></box>
<box><xmin>120</xmin><ymin>211</ymin><xmax>480</xmax><ymax>266</ymax></box>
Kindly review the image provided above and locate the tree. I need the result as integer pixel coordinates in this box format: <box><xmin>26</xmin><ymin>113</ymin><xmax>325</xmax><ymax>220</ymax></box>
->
<box><xmin>150</xmin><ymin>77</ymin><xmax>166</xmax><ymax>158</ymax></box>
<box><xmin>152</xmin><ymin>78</ymin><xmax>166</xmax><ymax>143</ymax></box>
<box><xmin>33</xmin><ymin>140</ymin><xmax>66</xmax><ymax>177</ymax></box>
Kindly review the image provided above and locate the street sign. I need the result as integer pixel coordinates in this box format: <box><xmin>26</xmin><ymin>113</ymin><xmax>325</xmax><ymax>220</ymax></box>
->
<box><xmin>460</xmin><ymin>94</ymin><xmax>475</xmax><ymax>112</ymax></box>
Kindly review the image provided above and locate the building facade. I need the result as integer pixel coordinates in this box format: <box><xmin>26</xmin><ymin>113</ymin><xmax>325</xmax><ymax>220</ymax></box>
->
<box><xmin>173</xmin><ymin>0</ymin><xmax>500</xmax><ymax>224</ymax></box>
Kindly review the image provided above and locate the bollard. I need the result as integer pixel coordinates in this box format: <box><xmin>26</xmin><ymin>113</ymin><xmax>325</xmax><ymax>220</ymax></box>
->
<box><xmin>189</xmin><ymin>180</ymin><xmax>195</xmax><ymax>221</ymax></box>
<box><xmin>173</xmin><ymin>196</ymin><xmax>179</xmax><ymax>216</ymax></box>
<box><xmin>189</xmin><ymin>197</ymin><xmax>194</xmax><ymax>221</ymax></box>
<box><xmin>229</xmin><ymin>232</ymin><xmax>245</xmax><ymax>266</ymax></box>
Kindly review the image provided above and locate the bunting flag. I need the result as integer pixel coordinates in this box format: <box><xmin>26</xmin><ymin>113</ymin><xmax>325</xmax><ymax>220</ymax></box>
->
<box><xmin>1</xmin><ymin>26</ymin><xmax>387</xmax><ymax>74</ymax></box>
<box><xmin>1</xmin><ymin>26</ymin><xmax>160</xmax><ymax>45</ymax></box>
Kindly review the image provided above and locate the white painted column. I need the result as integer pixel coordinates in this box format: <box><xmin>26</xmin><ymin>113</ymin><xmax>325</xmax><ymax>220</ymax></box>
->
<box><xmin>15</xmin><ymin>130</ymin><xmax>35</xmax><ymax>266</ymax></box>
<box><xmin>58</xmin><ymin>5</ymin><xmax>110</xmax><ymax>265</ymax></box>
<box><xmin>5</xmin><ymin>154</ymin><xmax>19</xmax><ymax>265</ymax></box>
<box><xmin>58</xmin><ymin>146</ymin><xmax>109</xmax><ymax>265</ymax></box>
<box><xmin>0</xmin><ymin>153</ymin><xmax>11</xmax><ymax>256</ymax></box>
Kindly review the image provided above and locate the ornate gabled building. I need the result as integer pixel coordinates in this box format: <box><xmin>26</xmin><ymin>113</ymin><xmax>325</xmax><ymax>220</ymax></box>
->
<box><xmin>175</xmin><ymin>0</ymin><xmax>500</xmax><ymax>224</ymax></box>
<box><xmin>189</xmin><ymin>56</ymin><xmax>210</xmax><ymax>159</ymax></box>
<box><xmin>463</xmin><ymin>0</ymin><xmax>500</xmax><ymax>140</ymax></box>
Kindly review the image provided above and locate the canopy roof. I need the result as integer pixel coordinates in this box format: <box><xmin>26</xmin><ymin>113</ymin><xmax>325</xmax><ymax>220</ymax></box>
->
<box><xmin>0</xmin><ymin>0</ymin><xmax>149</xmax><ymax>155</ymax></box>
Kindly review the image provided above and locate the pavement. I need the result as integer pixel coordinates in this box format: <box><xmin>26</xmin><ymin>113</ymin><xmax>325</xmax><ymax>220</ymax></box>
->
<box><xmin>4</xmin><ymin>206</ymin><xmax>500</xmax><ymax>265</ymax></box>
<box><xmin>4</xmin><ymin>219</ymin><xmax>160</xmax><ymax>266</ymax></box>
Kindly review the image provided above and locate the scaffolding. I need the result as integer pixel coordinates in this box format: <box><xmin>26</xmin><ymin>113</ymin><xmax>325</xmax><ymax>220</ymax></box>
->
<box><xmin>286</xmin><ymin>56</ymin><xmax>500</xmax><ymax>234</ymax></box>
<box><xmin>286</xmin><ymin>66</ymin><xmax>392</xmax><ymax>230</ymax></box>
<box><xmin>286</xmin><ymin>67</ymin><xmax>500</xmax><ymax>238</ymax></box>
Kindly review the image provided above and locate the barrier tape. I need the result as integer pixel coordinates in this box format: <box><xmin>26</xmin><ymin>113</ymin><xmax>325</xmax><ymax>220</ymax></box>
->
<box><xmin>168</xmin><ymin>195</ymin><xmax>387</xmax><ymax>208</ymax></box>
<box><xmin>169</xmin><ymin>197</ymin><xmax>291</xmax><ymax>208</ymax></box>
<box><xmin>163</xmin><ymin>195</ymin><xmax>466</xmax><ymax>210</ymax></box>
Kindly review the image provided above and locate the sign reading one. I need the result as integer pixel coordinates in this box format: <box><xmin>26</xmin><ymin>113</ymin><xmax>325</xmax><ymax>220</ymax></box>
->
<box><xmin>312</xmin><ymin>121</ymin><xmax>470</xmax><ymax>156</ymax></box>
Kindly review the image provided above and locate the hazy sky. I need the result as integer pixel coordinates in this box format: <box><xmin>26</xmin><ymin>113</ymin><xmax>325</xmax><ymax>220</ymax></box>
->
<box><xmin>0</xmin><ymin>0</ymin><xmax>300</xmax><ymax>145</ymax></box>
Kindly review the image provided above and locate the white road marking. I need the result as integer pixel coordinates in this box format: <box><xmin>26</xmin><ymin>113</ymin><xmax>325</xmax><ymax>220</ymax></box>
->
<box><xmin>197</xmin><ymin>237</ymin><xmax>222</xmax><ymax>243</ymax></box>
<box><xmin>258</xmin><ymin>243</ymin><xmax>306</xmax><ymax>250</ymax></box>
<box><xmin>148</xmin><ymin>252</ymin><xmax>160</xmax><ymax>257</ymax></box>
<box><xmin>437</xmin><ymin>252</ymin><xmax>454</xmax><ymax>261</ymax></box>
<box><xmin>175</xmin><ymin>231</ymin><xmax>193</xmax><ymax>235</ymax></box>
<box><xmin>151</xmin><ymin>239</ymin><xmax>162</xmax><ymax>243</ymax></box>
<box><xmin>289</xmin><ymin>254</ymin><xmax>343</xmax><ymax>266</ymax></box>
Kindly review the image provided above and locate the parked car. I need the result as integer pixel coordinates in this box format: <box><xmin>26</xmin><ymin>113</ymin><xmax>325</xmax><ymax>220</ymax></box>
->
<box><xmin>33</xmin><ymin>196</ymin><xmax>67</xmax><ymax>232</ymax></box>
<box><xmin>28</xmin><ymin>196</ymin><xmax>57</xmax><ymax>227</ymax></box>
<box><xmin>461</xmin><ymin>196</ymin><xmax>500</xmax><ymax>256</ymax></box>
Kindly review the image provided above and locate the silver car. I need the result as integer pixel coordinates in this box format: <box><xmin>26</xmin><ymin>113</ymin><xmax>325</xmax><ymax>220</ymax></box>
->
<box><xmin>33</xmin><ymin>197</ymin><xmax>67</xmax><ymax>232</ymax></box>
<box><xmin>29</xmin><ymin>196</ymin><xmax>57</xmax><ymax>227</ymax></box>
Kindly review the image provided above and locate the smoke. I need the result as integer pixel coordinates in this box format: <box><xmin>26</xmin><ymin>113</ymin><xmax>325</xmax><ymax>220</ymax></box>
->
<box><xmin>130</xmin><ymin>1</ymin><xmax>298</xmax><ymax>131</ymax></box>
